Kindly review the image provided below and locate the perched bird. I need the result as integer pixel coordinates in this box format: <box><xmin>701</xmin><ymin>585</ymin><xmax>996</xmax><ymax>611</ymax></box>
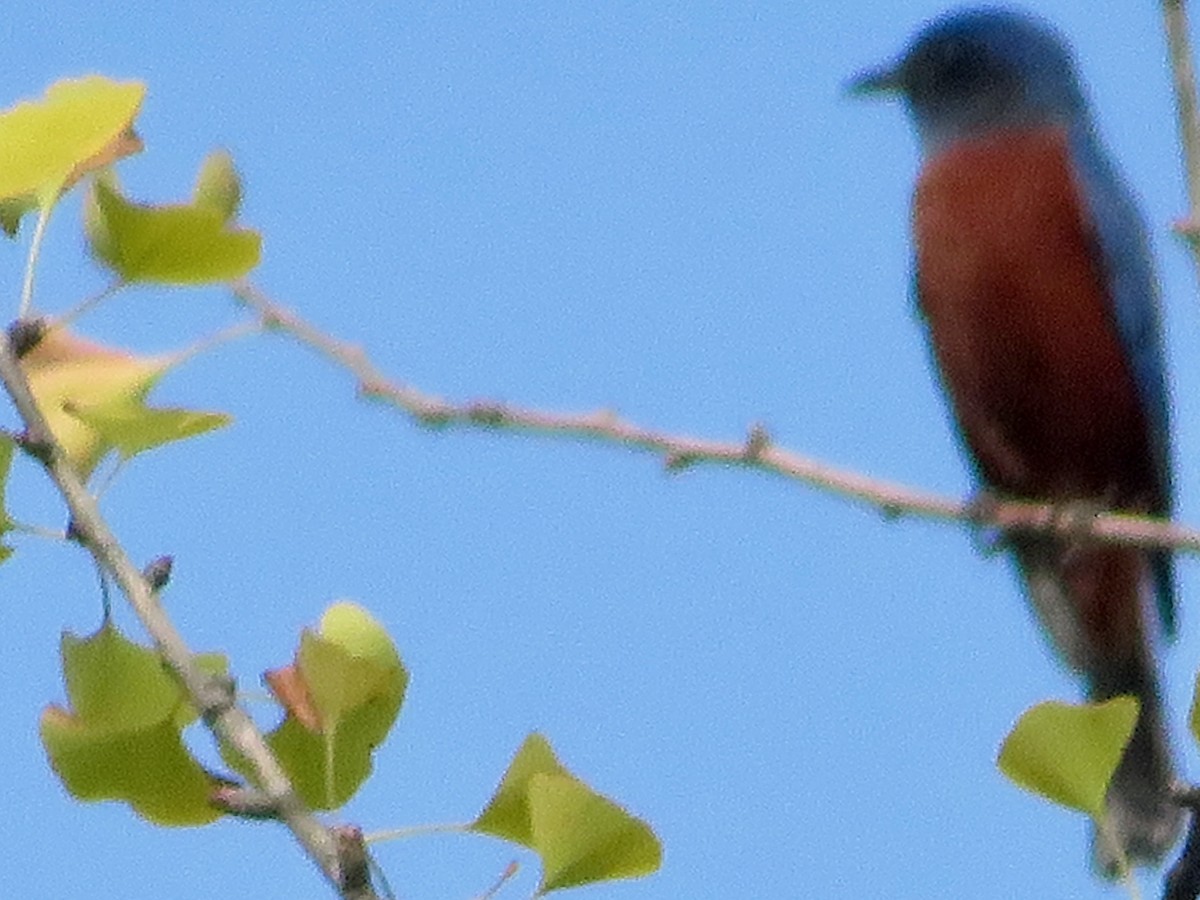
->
<box><xmin>851</xmin><ymin>6</ymin><xmax>1179</xmax><ymax>868</ymax></box>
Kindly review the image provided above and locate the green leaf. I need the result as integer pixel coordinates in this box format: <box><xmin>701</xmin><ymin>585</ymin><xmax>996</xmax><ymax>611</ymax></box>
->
<box><xmin>225</xmin><ymin>602</ymin><xmax>407</xmax><ymax>811</ymax></box>
<box><xmin>530</xmin><ymin>774</ymin><xmax>662</xmax><ymax>893</ymax></box>
<box><xmin>0</xmin><ymin>76</ymin><xmax>144</xmax><ymax>204</ymax></box>
<box><xmin>41</xmin><ymin>624</ymin><xmax>229</xmax><ymax>826</ymax></box>
<box><xmin>261</xmin><ymin>702</ymin><xmax>388</xmax><ymax>811</ymax></box>
<box><xmin>997</xmin><ymin>698</ymin><xmax>1139</xmax><ymax>818</ymax></box>
<box><xmin>65</xmin><ymin>401</ymin><xmax>231</xmax><ymax>460</ymax></box>
<box><xmin>40</xmin><ymin>708</ymin><xmax>223</xmax><ymax>826</ymax></box>
<box><xmin>86</xmin><ymin>177</ymin><xmax>260</xmax><ymax>284</ymax></box>
<box><xmin>298</xmin><ymin>628</ymin><xmax>389</xmax><ymax>732</ymax></box>
<box><xmin>474</xmin><ymin>733</ymin><xmax>662</xmax><ymax>893</ymax></box>
<box><xmin>60</xmin><ymin>624</ymin><xmax>182</xmax><ymax>730</ymax></box>
<box><xmin>475</xmin><ymin>733</ymin><xmax>570</xmax><ymax>844</ymax></box>
<box><xmin>193</xmin><ymin>150</ymin><xmax>242</xmax><ymax>223</ymax></box>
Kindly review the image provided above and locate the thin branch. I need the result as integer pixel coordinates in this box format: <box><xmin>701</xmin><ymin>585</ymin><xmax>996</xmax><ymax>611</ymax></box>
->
<box><xmin>1160</xmin><ymin>6</ymin><xmax>1200</xmax><ymax>898</ymax></box>
<box><xmin>232</xmin><ymin>279</ymin><xmax>1200</xmax><ymax>557</ymax></box>
<box><xmin>1165</xmin><ymin>0</ymin><xmax>1200</xmax><ymax>254</ymax></box>
<box><xmin>0</xmin><ymin>328</ymin><xmax>376</xmax><ymax>900</ymax></box>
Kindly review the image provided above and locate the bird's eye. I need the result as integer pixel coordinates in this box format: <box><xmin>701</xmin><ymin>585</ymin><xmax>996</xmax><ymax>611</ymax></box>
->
<box><xmin>931</xmin><ymin>37</ymin><xmax>980</xmax><ymax>83</ymax></box>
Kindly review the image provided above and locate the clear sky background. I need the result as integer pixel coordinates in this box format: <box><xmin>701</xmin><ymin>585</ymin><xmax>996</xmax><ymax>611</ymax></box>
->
<box><xmin>2</xmin><ymin>3</ymin><xmax>1198</xmax><ymax>898</ymax></box>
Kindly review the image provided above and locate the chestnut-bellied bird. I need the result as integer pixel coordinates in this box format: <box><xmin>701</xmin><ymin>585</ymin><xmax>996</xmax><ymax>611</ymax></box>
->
<box><xmin>851</xmin><ymin>6</ymin><xmax>1179</xmax><ymax>869</ymax></box>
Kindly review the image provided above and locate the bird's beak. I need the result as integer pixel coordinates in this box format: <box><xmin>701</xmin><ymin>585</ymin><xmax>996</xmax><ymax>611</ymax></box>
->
<box><xmin>846</xmin><ymin>63</ymin><xmax>902</xmax><ymax>97</ymax></box>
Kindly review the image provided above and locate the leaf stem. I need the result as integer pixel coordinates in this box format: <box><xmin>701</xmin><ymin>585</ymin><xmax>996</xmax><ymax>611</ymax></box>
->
<box><xmin>19</xmin><ymin>202</ymin><xmax>54</xmax><ymax>319</ymax></box>
<box><xmin>364</xmin><ymin>822</ymin><xmax>474</xmax><ymax>843</ymax></box>
<box><xmin>51</xmin><ymin>278</ymin><xmax>126</xmax><ymax>329</ymax></box>
<box><xmin>169</xmin><ymin>318</ymin><xmax>262</xmax><ymax>367</ymax></box>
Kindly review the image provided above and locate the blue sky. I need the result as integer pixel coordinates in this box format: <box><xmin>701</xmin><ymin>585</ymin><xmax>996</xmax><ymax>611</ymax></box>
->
<box><xmin>2</xmin><ymin>3</ymin><xmax>1197</xmax><ymax>898</ymax></box>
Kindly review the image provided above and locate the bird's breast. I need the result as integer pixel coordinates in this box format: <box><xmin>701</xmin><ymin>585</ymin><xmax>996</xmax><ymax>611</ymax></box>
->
<box><xmin>912</xmin><ymin>125</ymin><xmax>1155</xmax><ymax>504</ymax></box>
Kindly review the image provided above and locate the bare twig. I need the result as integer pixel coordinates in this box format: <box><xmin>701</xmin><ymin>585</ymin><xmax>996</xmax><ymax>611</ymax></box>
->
<box><xmin>0</xmin><ymin>329</ymin><xmax>376</xmax><ymax>900</ymax></box>
<box><xmin>232</xmin><ymin>280</ymin><xmax>1200</xmax><ymax>557</ymax></box>
<box><xmin>1160</xmin><ymin>5</ymin><xmax>1200</xmax><ymax>898</ymax></box>
<box><xmin>1165</xmin><ymin>0</ymin><xmax>1200</xmax><ymax>253</ymax></box>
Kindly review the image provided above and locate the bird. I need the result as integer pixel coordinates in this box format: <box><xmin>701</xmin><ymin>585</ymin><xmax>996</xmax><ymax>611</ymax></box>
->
<box><xmin>850</xmin><ymin>6</ymin><xmax>1179</xmax><ymax>870</ymax></box>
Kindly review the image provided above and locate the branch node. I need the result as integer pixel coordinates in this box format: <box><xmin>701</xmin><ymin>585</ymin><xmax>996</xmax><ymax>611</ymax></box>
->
<box><xmin>196</xmin><ymin>673</ymin><xmax>238</xmax><ymax>724</ymax></box>
<box><xmin>467</xmin><ymin>402</ymin><xmax>507</xmax><ymax>426</ymax></box>
<box><xmin>333</xmin><ymin>824</ymin><xmax>374</xmax><ymax>896</ymax></box>
<box><xmin>142</xmin><ymin>555</ymin><xmax>174</xmax><ymax>592</ymax></box>
<box><xmin>744</xmin><ymin>423</ymin><xmax>771</xmax><ymax>460</ymax></box>
<box><xmin>357</xmin><ymin>377</ymin><xmax>389</xmax><ymax>400</ymax></box>
<box><xmin>6</xmin><ymin>317</ymin><xmax>47</xmax><ymax>358</ymax></box>
<box><xmin>414</xmin><ymin>408</ymin><xmax>453</xmax><ymax>428</ymax></box>
<box><xmin>593</xmin><ymin>408</ymin><xmax>620</xmax><ymax>428</ymax></box>
<box><xmin>15</xmin><ymin>429</ymin><xmax>54</xmax><ymax>466</ymax></box>
<box><xmin>210</xmin><ymin>784</ymin><xmax>280</xmax><ymax>820</ymax></box>
<box><xmin>257</xmin><ymin>308</ymin><xmax>285</xmax><ymax>329</ymax></box>
<box><xmin>64</xmin><ymin>516</ymin><xmax>85</xmax><ymax>545</ymax></box>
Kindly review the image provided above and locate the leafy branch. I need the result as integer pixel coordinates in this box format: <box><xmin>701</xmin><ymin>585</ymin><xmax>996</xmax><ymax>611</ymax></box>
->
<box><xmin>0</xmin><ymin>75</ymin><xmax>661</xmax><ymax>900</ymax></box>
<box><xmin>0</xmin><ymin>77</ymin><xmax>372</xmax><ymax>899</ymax></box>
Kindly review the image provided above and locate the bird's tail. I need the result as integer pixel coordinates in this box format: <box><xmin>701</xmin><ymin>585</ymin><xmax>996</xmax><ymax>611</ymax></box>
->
<box><xmin>1088</xmin><ymin>655</ymin><xmax>1179</xmax><ymax>870</ymax></box>
<box><xmin>1015</xmin><ymin>539</ymin><xmax>1180</xmax><ymax>870</ymax></box>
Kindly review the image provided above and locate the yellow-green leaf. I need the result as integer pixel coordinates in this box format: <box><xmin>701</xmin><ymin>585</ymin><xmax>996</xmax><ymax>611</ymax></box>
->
<box><xmin>87</xmin><ymin>177</ymin><xmax>260</xmax><ymax>284</ymax></box>
<box><xmin>66</xmin><ymin>401</ymin><xmax>231</xmax><ymax>460</ymax></box>
<box><xmin>60</xmin><ymin>624</ymin><xmax>182</xmax><ymax>731</ymax></box>
<box><xmin>41</xmin><ymin>707</ymin><xmax>222</xmax><ymax>826</ymax></box>
<box><xmin>530</xmin><ymin>774</ymin><xmax>661</xmax><ymax>893</ymax></box>
<box><xmin>319</xmin><ymin>601</ymin><xmax>405</xmax><ymax>671</ymax></box>
<box><xmin>997</xmin><ymin>698</ymin><xmax>1139</xmax><ymax>818</ymax></box>
<box><xmin>298</xmin><ymin>629</ymin><xmax>388</xmax><ymax>732</ymax></box>
<box><xmin>475</xmin><ymin>733</ymin><xmax>570</xmax><ymax>844</ymax></box>
<box><xmin>473</xmin><ymin>733</ymin><xmax>662</xmax><ymax>893</ymax></box>
<box><xmin>0</xmin><ymin>76</ymin><xmax>144</xmax><ymax>204</ymax></box>
<box><xmin>22</xmin><ymin>328</ymin><xmax>169</xmax><ymax>477</ymax></box>
<box><xmin>301</xmin><ymin>602</ymin><xmax>406</xmax><ymax>740</ymax></box>
<box><xmin>41</xmin><ymin>624</ymin><xmax>228</xmax><ymax>826</ymax></box>
<box><xmin>193</xmin><ymin>150</ymin><xmax>242</xmax><ymax>223</ymax></box>
<box><xmin>225</xmin><ymin>602</ymin><xmax>407</xmax><ymax>811</ymax></box>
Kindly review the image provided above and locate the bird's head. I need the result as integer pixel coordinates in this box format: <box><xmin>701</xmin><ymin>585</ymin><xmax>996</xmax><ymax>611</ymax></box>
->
<box><xmin>850</xmin><ymin>7</ymin><xmax>1089</xmax><ymax>151</ymax></box>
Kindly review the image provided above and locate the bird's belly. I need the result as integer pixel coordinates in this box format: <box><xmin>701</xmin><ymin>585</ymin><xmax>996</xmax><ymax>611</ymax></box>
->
<box><xmin>912</xmin><ymin>127</ymin><xmax>1153</xmax><ymax>504</ymax></box>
